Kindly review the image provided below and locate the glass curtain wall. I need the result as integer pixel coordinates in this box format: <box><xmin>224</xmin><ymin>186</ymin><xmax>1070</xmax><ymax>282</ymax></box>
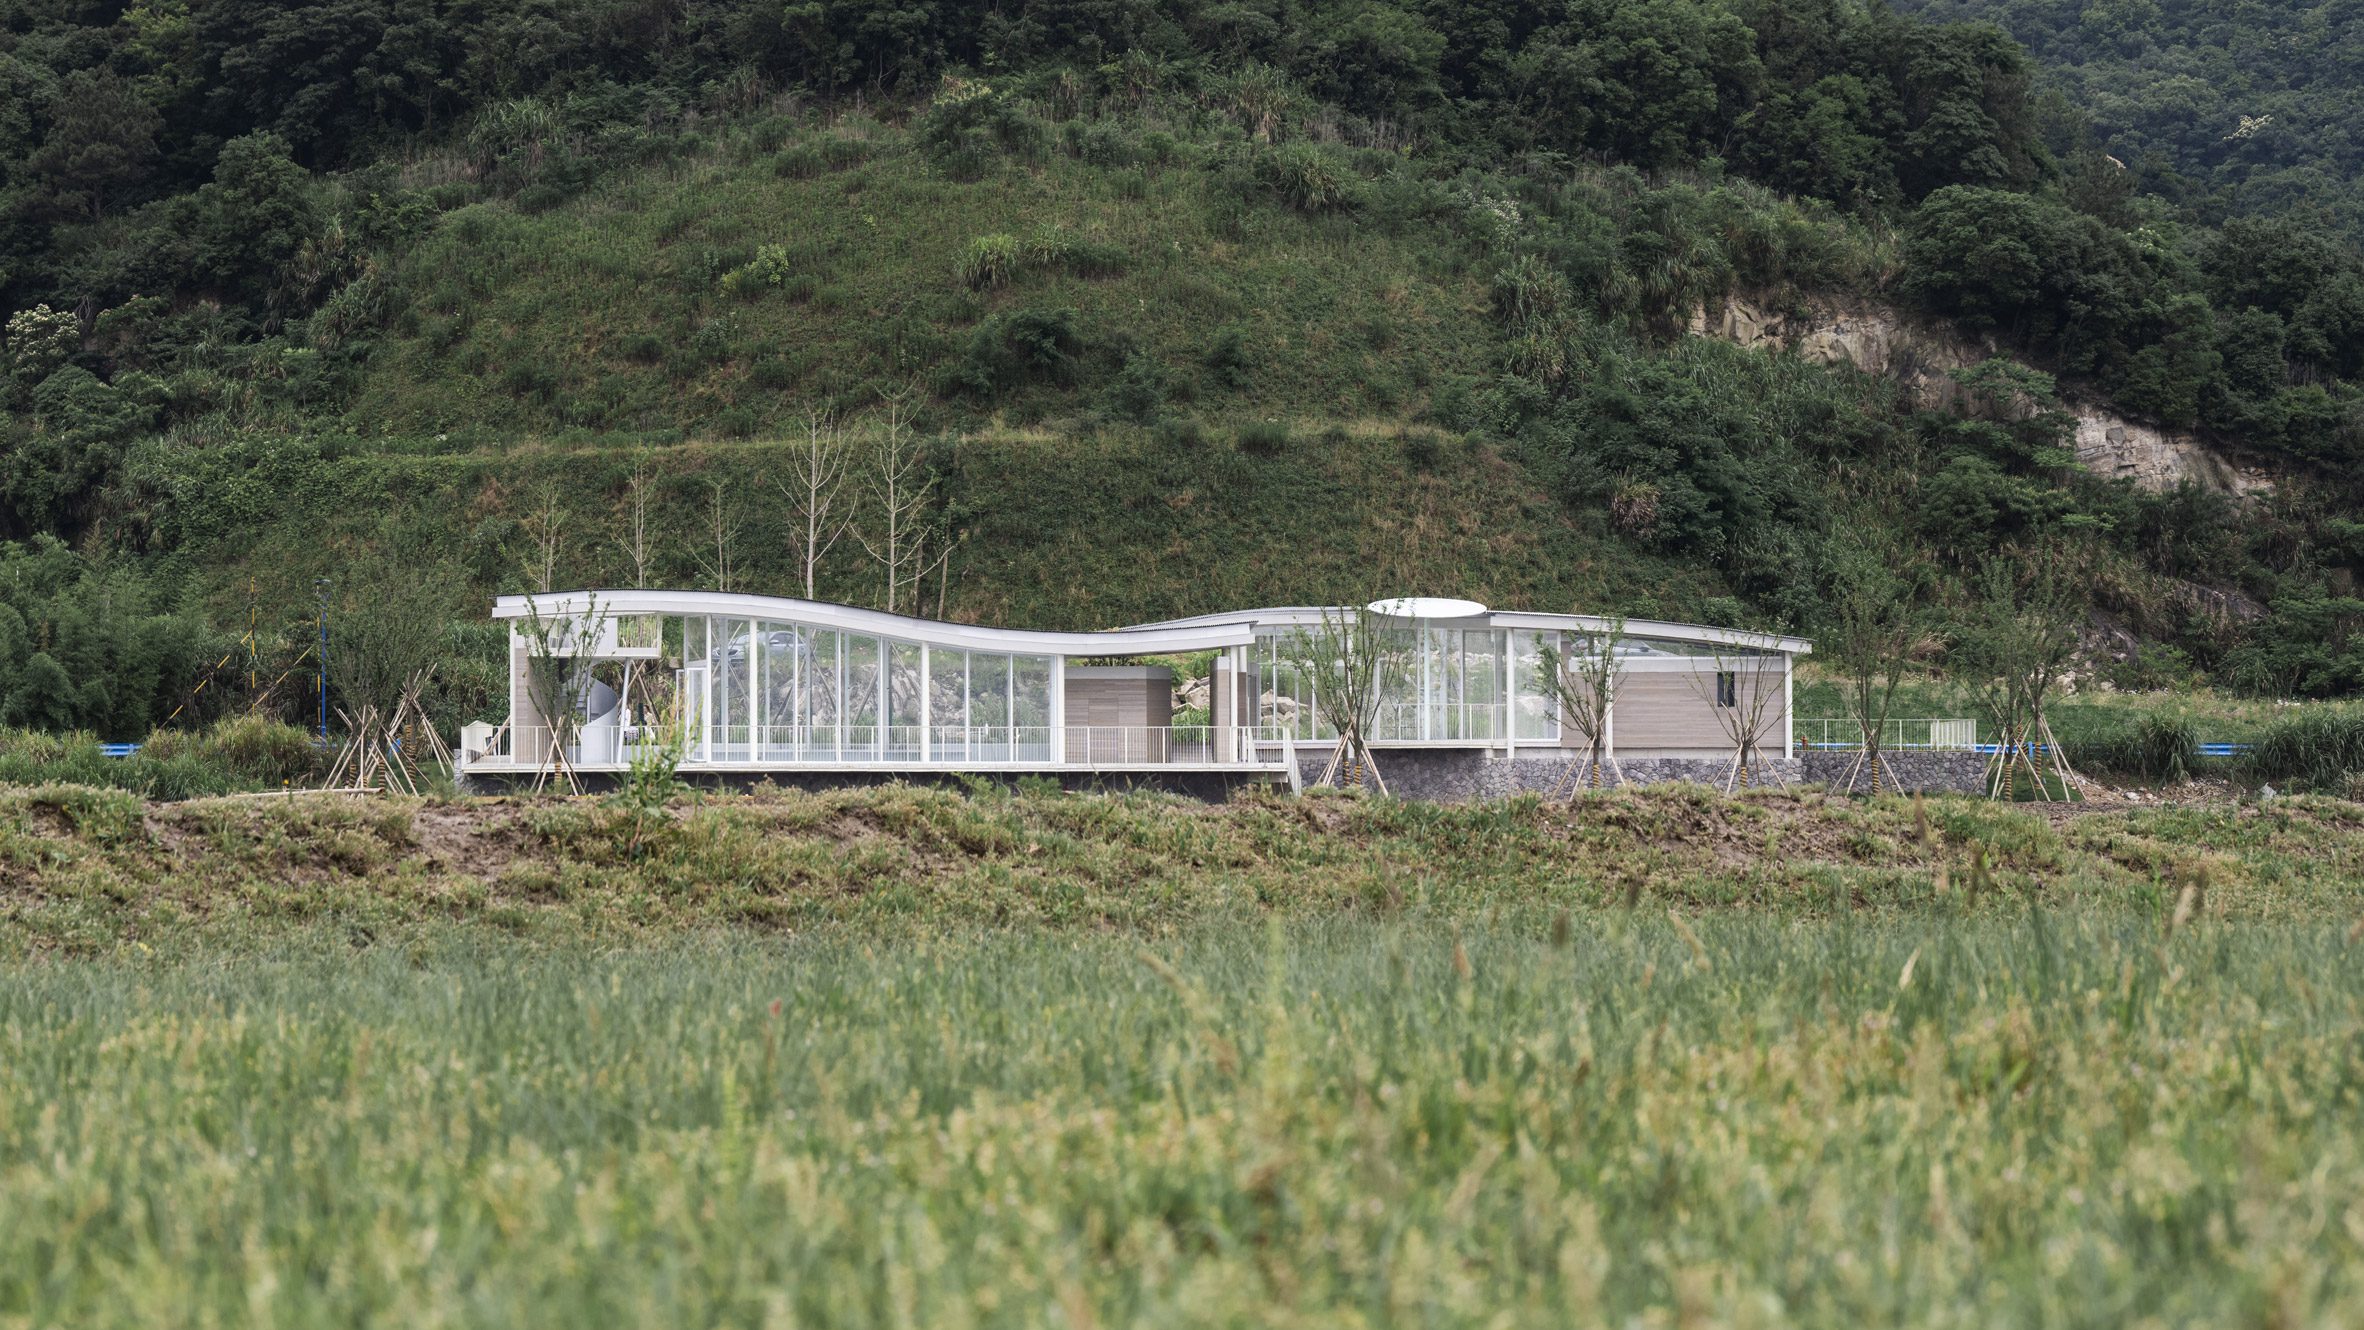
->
<box><xmin>1260</xmin><ymin>623</ymin><xmax>1526</xmax><ymax>743</ymax></box>
<box><xmin>1510</xmin><ymin>630</ymin><xmax>1560</xmax><ymax>741</ymax></box>
<box><xmin>696</xmin><ymin>616</ymin><xmax>1052</xmax><ymax>763</ymax></box>
<box><xmin>1253</xmin><ymin>622</ymin><xmax>1568</xmax><ymax>744</ymax></box>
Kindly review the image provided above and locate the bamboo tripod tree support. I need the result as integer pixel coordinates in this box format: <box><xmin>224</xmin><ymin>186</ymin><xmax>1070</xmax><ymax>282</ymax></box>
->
<box><xmin>515</xmin><ymin>595</ymin><xmax>612</xmax><ymax>797</ymax></box>
<box><xmin>1823</xmin><ymin>536</ymin><xmax>1933</xmax><ymax>797</ymax></box>
<box><xmin>1537</xmin><ymin>617</ymin><xmax>1628</xmax><ymax>802</ymax></box>
<box><xmin>323</xmin><ymin>670</ymin><xmax>452</xmax><ymax>795</ymax></box>
<box><xmin>1692</xmin><ymin>643</ymin><xmax>1793</xmax><ymax>795</ymax></box>
<box><xmin>1961</xmin><ymin>544</ymin><xmax>2087</xmax><ymax>804</ymax></box>
<box><xmin>1835</xmin><ymin>746</ymin><xmax>1902</xmax><ymax>797</ymax></box>
<box><xmin>1287</xmin><ymin>603</ymin><xmax>1406</xmax><ymax>797</ymax></box>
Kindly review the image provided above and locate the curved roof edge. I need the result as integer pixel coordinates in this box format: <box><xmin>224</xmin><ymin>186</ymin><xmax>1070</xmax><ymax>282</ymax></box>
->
<box><xmin>1129</xmin><ymin>605</ymin><xmax>1811</xmax><ymax>655</ymax></box>
<box><xmin>494</xmin><ymin>590</ymin><xmax>1256</xmax><ymax>655</ymax></box>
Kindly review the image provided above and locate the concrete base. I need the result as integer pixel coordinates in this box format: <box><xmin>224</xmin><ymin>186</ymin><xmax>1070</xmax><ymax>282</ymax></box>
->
<box><xmin>458</xmin><ymin>766</ymin><xmax>1288</xmax><ymax>802</ymax></box>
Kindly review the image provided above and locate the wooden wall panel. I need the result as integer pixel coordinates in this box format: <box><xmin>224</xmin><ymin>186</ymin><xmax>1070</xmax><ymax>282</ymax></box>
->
<box><xmin>1605</xmin><ymin>666</ymin><xmax>1786</xmax><ymax>755</ymax></box>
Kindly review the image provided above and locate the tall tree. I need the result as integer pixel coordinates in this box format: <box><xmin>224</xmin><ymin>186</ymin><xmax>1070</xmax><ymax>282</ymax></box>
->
<box><xmin>30</xmin><ymin>69</ymin><xmax>160</xmax><ymax>222</ymax></box>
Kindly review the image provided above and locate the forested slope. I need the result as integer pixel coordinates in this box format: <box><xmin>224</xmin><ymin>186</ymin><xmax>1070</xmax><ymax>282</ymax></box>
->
<box><xmin>2</xmin><ymin>0</ymin><xmax>2363</xmax><ymax>738</ymax></box>
<box><xmin>1897</xmin><ymin>0</ymin><xmax>2364</xmax><ymax>240</ymax></box>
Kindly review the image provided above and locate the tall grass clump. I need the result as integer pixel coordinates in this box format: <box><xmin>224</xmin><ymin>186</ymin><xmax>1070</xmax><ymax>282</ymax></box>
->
<box><xmin>0</xmin><ymin>715</ymin><xmax>324</xmax><ymax>799</ymax></box>
<box><xmin>2073</xmin><ymin>709</ymin><xmax>2201</xmax><ymax>782</ymax></box>
<box><xmin>2243</xmin><ymin>706</ymin><xmax>2364</xmax><ymax>791</ymax></box>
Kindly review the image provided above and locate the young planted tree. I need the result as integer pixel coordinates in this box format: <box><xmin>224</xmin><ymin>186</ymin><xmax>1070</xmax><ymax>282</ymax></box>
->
<box><xmin>1689</xmin><ymin>643</ymin><xmax>1792</xmax><ymax>793</ymax></box>
<box><xmin>693</xmin><ymin>477</ymin><xmax>742</xmax><ymax>593</ymax></box>
<box><xmin>779</xmin><ymin>406</ymin><xmax>853</xmax><ymax>600</ymax></box>
<box><xmin>854</xmin><ymin>386</ymin><xmax>950</xmax><ymax>614</ymax></box>
<box><xmin>1284</xmin><ymin>604</ymin><xmax>1407</xmax><ymax>794</ymax></box>
<box><xmin>1958</xmin><ymin>545</ymin><xmax>2086</xmax><ymax>801</ymax></box>
<box><xmin>1822</xmin><ymin>541</ymin><xmax>1933</xmax><ymax>795</ymax></box>
<box><xmin>514</xmin><ymin>593</ymin><xmax>612</xmax><ymax>795</ymax></box>
<box><xmin>321</xmin><ymin>546</ymin><xmax>464</xmax><ymax>792</ymax></box>
<box><xmin>614</xmin><ymin>450</ymin><xmax>657</xmax><ymax>589</ymax></box>
<box><xmin>1535</xmin><ymin>617</ymin><xmax>1627</xmax><ymax>795</ymax></box>
<box><xmin>514</xmin><ymin>482</ymin><xmax>568</xmax><ymax>593</ymax></box>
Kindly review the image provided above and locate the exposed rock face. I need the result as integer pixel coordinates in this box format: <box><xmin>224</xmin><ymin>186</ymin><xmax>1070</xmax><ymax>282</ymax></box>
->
<box><xmin>2070</xmin><ymin>416</ymin><xmax>2269</xmax><ymax>496</ymax></box>
<box><xmin>1690</xmin><ymin>296</ymin><xmax>2270</xmax><ymax>497</ymax></box>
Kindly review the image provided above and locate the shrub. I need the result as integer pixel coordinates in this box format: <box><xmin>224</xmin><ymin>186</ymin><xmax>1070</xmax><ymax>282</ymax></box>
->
<box><xmin>1491</xmin><ymin>255</ymin><xmax>1573</xmax><ymax>333</ymax></box>
<box><xmin>723</xmin><ymin>243</ymin><xmax>799</xmax><ymax>296</ymax></box>
<box><xmin>1237</xmin><ymin>419</ymin><xmax>1290</xmax><ymax>455</ymax></box>
<box><xmin>820</xmin><ymin>136</ymin><xmax>871</xmax><ymax>170</ymax></box>
<box><xmin>774</xmin><ymin>145</ymin><xmax>826</xmax><ymax>178</ymax></box>
<box><xmin>1101</xmin><ymin>353</ymin><xmax>1170</xmax><ymax>424</ymax></box>
<box><xmin>948</xmin><ymin>307</ymin><xmax>1088</xmax><ymax>396</ymax></box>
<box><xmin>1249</xmin><ymin>143</ymin><xmax>1359</xmax><ymax>213</ymax></box>
<box><xmin>502</xmin><ymin>361</ymin><xmax>560</xmax><ymax>403</ymax></box>
<box><xmin>1062</xmin><ymin>119</ymin><xmax>1139</xmax><ymax>166</ymax></box>
<box><xmin>1155</xmin><ymin>416</ymin><xmax>1209</xmax><ymax>449</ymax></box>
<box><xmin>915</xmin><ymin>77</ymin><xmax>1046</xmax><ymax>180</ymax></box>
<box><xmin>1202</xmin><ymin>327</ymin><xmax>1253</xmax><ymax>390</ymax></box>
<box><xmin>957</xmin><ymin>230</ymin><xmax>1126</xmax><ymax>290</ymax></box>
<box><xmin>1036</xmin><ymin>231</ymin><xmax>1125</xmax><ymax>279</ymax></box>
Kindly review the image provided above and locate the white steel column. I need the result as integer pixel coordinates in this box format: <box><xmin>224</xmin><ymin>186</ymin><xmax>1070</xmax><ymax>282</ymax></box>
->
<box><xmin>1502</xmin><ymin>629</ymin><xmax>1517</xmax><ymax>758</ymax></box>
<box><xmin>701</xmin><ymin>617</ymin><xmax>715</xmax><ymax>763</ymax></box>
<box><xmin>1050</xmin><ymin>655</ymin><xmax>1066</xmax><ymax>762</ymax></box>
<box><xmin>1783</xmin><ymin>654</ymin><xmax>1795</xmax><ymax>760</ymax></box>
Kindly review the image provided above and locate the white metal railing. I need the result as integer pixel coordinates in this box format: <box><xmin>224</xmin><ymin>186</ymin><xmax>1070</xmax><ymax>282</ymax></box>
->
<box><xmin>1797</xmin><ymin>718</ymin><xmax>1979</xmax><ymax>751</ymax></box>
<box><xmin>465</xmin><ymin>723</ymin><xmax>1281</xmax><ymax>770</ymax></box>
<box><xmin>1057</xmin><ymin>725</ymin><xmax>1266</xmax><ymax>766</ymax></box>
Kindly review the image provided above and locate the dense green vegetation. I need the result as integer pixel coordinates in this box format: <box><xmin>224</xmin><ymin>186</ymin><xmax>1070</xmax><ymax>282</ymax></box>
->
<box><xmin>1900</xmin><ymin>0</ymin><xmax>2364</xmax><ymax>239</ymax></box>
<box><xmin>3</xmin><ymin>0</ymin><xmax>2364</xmax><ymax>742</ymax></box>
<box><xmin>6</xmin><ymin>781</ymin><xmax>2364</xmax><ymax>1325</ymax></box>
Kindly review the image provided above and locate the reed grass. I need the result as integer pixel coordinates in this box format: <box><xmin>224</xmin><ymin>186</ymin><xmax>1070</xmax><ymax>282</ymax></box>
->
<box><xmin>2</xmin><ymin>912</ymin><xmax>2360</xmax><ymax>1327</ymax></box>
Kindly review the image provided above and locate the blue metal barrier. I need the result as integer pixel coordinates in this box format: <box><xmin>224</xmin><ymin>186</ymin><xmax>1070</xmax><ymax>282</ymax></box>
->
<box><xmin>98</xmin><ymin>742</ymin><xmax>142</xmax><ymax>758</ymax></box>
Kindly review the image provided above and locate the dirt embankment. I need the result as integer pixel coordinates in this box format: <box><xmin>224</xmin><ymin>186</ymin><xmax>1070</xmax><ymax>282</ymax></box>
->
<box><xmin>3</xmin><ymin>782</ymin><xmax>2359</xmax><ymax>949</ymax></box>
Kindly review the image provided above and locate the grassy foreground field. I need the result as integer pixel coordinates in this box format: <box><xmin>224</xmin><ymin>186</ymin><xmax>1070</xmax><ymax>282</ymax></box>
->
<box><xmin>5</xmin><ymin>784</ymin><xmax>2364</xmax><ymax>1327</ymax></box>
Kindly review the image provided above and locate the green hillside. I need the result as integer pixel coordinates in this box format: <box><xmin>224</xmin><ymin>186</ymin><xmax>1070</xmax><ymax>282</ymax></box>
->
<box><xmin>352</xmin><ymin>116</ymin><xmax>1496</xmax><ymax>434</ymax></box>
<box><xmin>4</xmin><ymin>0</ymin><xmax>2364</xmax><ymax>740</ymax></box>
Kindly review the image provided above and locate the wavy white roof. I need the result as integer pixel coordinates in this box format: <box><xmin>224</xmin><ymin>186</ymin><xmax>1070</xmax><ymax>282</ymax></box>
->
<box><xmin>1128</xmin><ymin>605</ymin><xmax>1811</xmax><ymax>655</ymax></box>
<box><xmin>492</xmin><ymin>590</ymin><xmax>1257</xmax><ymax>655</ymax></box>
<box><xmin>494</xmin><ymin>591</ymin><xmax>1809</xmax><ymax>656</ymax></box>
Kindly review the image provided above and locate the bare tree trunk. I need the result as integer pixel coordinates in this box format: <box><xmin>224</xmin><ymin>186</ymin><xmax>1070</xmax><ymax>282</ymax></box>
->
<box><xmin>617</xmin><ymin>452</ymin><xmax>655</xmax><ymax>589</ymax></box>
<box><xmin>780</xmin><ymin>407</ymin><xmax>852</xmax><ymax>600</ymax></box>
<box><xmin>695</xmin><ymin>478</ymin><xmax>741</xmax><ymax>593</ymax></box>
<box><xmin>518</xmin><ymin>483</ymin><xmax>567</xmax><ymax>592</ymax></box>
<box><xmin>853</xmin><ymin>383</ymin><xmax>947</xmax><ymax>614</ymax></box>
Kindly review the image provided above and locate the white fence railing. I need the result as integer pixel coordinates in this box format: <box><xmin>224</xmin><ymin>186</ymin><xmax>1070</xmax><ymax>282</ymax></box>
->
<box><xmin>1796</xmin><ymin>718</ymin><xmax>1979</xmax><ymax>751</ymax></box>
<box><xmin>462</xmin><ymin>724</ymin><xmax>1282</xmax><ymax>770</ymax></box>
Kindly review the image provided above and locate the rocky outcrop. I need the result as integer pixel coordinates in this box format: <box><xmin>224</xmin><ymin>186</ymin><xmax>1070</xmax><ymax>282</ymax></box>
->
<box><xmin>2070</xmin><ymin>416</ymin><xmax>2269</xmax><ymax>496</ymax></box>
<box><xmin>1690</xmin><ymin>296</ymin><xmax>2271</xmax><ymax>497</ymax></box>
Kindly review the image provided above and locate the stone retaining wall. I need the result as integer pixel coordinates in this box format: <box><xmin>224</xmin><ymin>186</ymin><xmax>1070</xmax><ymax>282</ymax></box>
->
<box><xmin>1298</xmin><ymin>748</ymin><xmax>1987</xmax><ymax>801</ymax></box>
